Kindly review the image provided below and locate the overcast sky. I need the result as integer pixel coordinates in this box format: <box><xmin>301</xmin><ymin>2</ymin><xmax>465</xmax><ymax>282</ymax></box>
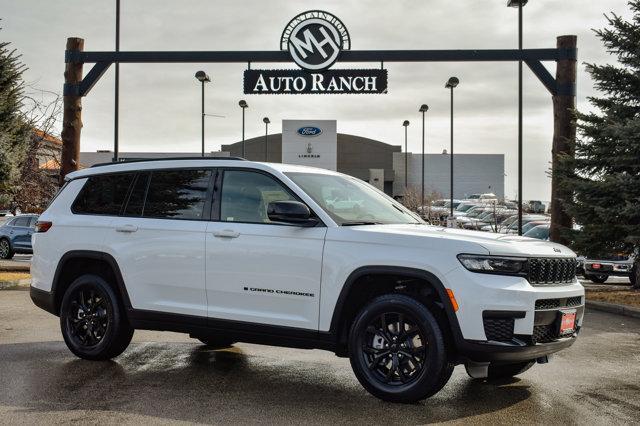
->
<box><xmin>1</xmin><ymin>0</ymin><xmax>632</xmax><ymax>200</ymax></box>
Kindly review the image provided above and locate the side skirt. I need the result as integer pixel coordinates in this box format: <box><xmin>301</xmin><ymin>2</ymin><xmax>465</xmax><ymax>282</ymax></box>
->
<box><xmin>128</xmin><ymin>309</ymin><xmax>338</xmax><ymax>353</ymax></box>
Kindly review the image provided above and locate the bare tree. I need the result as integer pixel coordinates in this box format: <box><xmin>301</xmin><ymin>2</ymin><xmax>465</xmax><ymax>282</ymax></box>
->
<box><xmin>12</xmin><ymin>87</ymin><xmax>62</xmax><ymax>212</ymax></box>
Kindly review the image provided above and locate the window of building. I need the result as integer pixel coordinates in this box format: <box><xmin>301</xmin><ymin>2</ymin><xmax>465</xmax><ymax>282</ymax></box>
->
<box><xmin>143</xmin><ymin>169</ymin><xmax>212</xmax><ymax>220</ymax></box>
<box><xmin>220</xmin><ymin>170</ymin><xmax>295</xmax><ymax>224</ymax></box>
<box><xmin>72</xmin><ymin>173</ymin><xmax>135</xmax><ymax>215</ymax></box>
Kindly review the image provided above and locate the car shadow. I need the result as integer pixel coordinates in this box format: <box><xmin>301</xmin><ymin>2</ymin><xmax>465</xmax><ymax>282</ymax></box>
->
<box><xmin>0</xmin><ymin>341</ymin><xmax>531</xmax><ymax>424</ymax></box>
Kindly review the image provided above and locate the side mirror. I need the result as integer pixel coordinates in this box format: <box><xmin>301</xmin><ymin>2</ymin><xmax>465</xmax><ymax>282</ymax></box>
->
<box><xmin>267</xmin><ymin>201</ymin><xmax>318</xmax><ymax>227</ymax></box>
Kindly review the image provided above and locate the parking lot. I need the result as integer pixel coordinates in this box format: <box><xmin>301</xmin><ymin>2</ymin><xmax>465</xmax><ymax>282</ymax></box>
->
<box><xmin>1</xmin><ymin>286</ymin><xmax>639</xmax><ymax>425</ymax></box>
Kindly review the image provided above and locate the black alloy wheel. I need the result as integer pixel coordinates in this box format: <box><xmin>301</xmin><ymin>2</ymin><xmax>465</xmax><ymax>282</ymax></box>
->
<box><xmin>60</xmin><ymin>274</ymin><xmax>133</xmax><ymax>360</ymax></box>
<box><xmin>65</xmin><ymin>286</ymin><xmax>110</xmax><ymax>347</ymax></box>
<box><xmin>349</xmin><ymin>294</ymin><xmax>453</xmax><ymax>403</ymax></box>
<box><xmin>361</xmin><ymin>312</ymin><xmax>427</xmax><ymax>386</ymax></box>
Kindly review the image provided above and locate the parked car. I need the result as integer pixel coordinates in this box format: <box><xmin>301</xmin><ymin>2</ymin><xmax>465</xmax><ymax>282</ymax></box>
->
<box><xmin>581</xmin><ymin>254</ymin><xmax>635</xmax><ymax>283</ymax></box>
<box><xmin>501</xmin><ymin>215</ymin><xmax>549</xmax><ymax>234</ymax></box>
<box><xmin>521</xmin><ymin>220</ymin><xmax>550</xmax><ymax>235</ymax></box>
<box><xmin>523</xmin><ymin>223</ymin><xmax>550</xmax><ymax>241</ymax></box>
<box><xmin>0</xmin><ymin>214</ymin><xmax>39</xmax><ymax>259</ymax></box>
<box><xmin>30</xmin><ymin>159</ymin><xmax>584</xmax><ymax>403</ymax></box>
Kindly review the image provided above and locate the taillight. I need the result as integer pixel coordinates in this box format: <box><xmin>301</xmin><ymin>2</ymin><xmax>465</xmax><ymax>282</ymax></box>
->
<box><xmin>35</xmin><ymin>221</ymin><xmax>52</xmax><ymax>233</ymax></box>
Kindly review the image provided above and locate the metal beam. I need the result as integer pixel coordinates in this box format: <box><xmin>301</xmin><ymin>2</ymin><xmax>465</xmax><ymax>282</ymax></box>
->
<box><xmin>64</xmin><ymin>47</ymin><xmax>577</xmax><ymax>97</ymax></box>
<box><xmin>65</xmin><ymin>48</ymin><xmax>576</xmax><ymax>64</ymax></box>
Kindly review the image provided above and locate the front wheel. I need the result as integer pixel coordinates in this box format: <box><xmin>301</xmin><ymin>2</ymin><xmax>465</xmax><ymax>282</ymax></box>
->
<box><xmin>348</xmin><ymin>294</ymin><xmax>453</xmax><ymax>403</ymax></box>
<box><xmin>60</xmin><ymin>274</ymin><xmax>133</xmax><ymax>360</ymax></box>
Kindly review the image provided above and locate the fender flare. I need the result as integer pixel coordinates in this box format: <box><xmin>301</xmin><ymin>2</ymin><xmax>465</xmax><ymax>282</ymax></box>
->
<box><xmin>51</xmin><ymin>250</ymin><xmax>132</xmax><ymax>313</ymax></box>
<box><xmin>328</xmin><ymin>265</ymin><xmax>464</xmax><ymax>344</ymax></box>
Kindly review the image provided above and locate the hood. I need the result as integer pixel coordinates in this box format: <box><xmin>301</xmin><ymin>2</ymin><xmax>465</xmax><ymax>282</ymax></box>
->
<box><xmin>341</xmin><ymin>224</ymin><xmax>575</xmax><ymax>258</ymax></box>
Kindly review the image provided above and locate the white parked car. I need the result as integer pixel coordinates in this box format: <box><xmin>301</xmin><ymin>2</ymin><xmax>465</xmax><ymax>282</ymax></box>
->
<box><xmin>30</xmin><ymin>159</ymin><xmax>584</xmax><ymax>403</ymax></box>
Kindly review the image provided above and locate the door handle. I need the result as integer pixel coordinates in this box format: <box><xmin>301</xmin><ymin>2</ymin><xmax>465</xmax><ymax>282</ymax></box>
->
<box><xmin>115</xmin><ymin>224</ymin><xmax>138</xmax><ymax>233</ymax></box>
<box><xmin>213</xmin><ymin>229</ymin><xmax>240</xmax><ymax>238</ymax></box>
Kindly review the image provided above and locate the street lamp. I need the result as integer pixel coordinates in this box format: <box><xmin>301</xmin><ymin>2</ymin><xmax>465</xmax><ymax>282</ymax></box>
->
<box><xmin>508</xmin><ymin>0</ymin><xmax>528</xmax><ymax>235</ymax></box>
<box><xmin>195</xmin><ymin>71</ymin><xmax>211</xmax><ymax>157</ymax></box>
<box><xmin>239</xmin><ymin>100</ymin><xmax>248</xmax><ymax>158</ymax></box>
<box><xmin>445</xmin><ymin>77</ymin><xmax>459</xmax><ymax>220</ymax></box>
<box><xmin>402</xmin><ymin>120</ymin><xmax>410</xmax><ymax>189</ymax></box>
<box><xmin>263</xmin><ymin>117</ymin><xmax>270</xmax><ymax>162</ymax></box>
<box><xmin>419</xmin><ymin>104</ymin><xmax>429</xmax><ymax>211</ymax></box>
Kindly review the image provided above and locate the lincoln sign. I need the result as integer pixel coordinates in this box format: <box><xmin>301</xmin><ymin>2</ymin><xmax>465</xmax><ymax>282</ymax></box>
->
<box><xmin>243</xmin><ymin>10</ymin><xmax>388</xmax><ymax>95</ymax></box>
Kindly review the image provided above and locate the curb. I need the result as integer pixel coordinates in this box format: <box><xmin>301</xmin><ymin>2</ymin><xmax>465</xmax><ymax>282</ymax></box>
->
<box><xmin>0</xmin><ymin>265</ymin><xmax>30</xmax><ymax>273</ymax></box>
<box><xmin>586</xmin><ymin>300</ymin><xmax>640</xmax><ymax>319</ymax></box>
<box><xmin>0</xmin><ymin>278</ymin><xmax>31</xmax><ymax>290</ymax></box>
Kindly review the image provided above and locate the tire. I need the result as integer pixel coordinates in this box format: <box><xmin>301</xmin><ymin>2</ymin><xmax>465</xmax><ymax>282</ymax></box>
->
<box><xmin>486</xmin><ymin>361</ymin><xmax>535</xmax><ymax>380</ymax></box>
<box><xmin>348</xmin><ymin>294</ymin><xmax>453</xmax><ymax>403</ymax></box>
<box><xmin>0</xmin><ymin>238</ymin><xmax>14</xmax><ymax>260</ymax></box>
<box><xmin>196</xmin><ymin>337</ymin><xmax>235</xmax><ymax>349</ymax></box>
<box><xmin>60</xmin><ymin>274</ymin><xmax>134</xmax><ymax>361</ymax></box>
<box><xmin>588</xmin><ymin>274</ymin><xmax>608</xmax><ymax>284</ymax></box>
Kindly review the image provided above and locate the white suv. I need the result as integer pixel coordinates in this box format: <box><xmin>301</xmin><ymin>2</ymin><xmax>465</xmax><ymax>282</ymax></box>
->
<box><xmin>30</xmin><ymin>159</ymin><xmax>584</xmax><ymax>403</ymax></box>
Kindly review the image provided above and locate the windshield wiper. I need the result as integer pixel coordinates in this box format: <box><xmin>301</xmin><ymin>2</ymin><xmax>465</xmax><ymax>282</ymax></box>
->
<box><xmin>341</xmin><ymin>221</ymin><xmax>383</xmax><ymax>226</ymax></box>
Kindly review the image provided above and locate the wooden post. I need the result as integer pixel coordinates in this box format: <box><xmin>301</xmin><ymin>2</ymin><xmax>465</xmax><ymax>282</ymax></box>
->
<box><xmin>60</xmin><ymin>37</ymin><xmax>84</xmax><ymax>185</ymax></box>
<box><xmin>550</xmin><ymin>35</ymin><xmax>577</xmax><ymax>244</ymax></box>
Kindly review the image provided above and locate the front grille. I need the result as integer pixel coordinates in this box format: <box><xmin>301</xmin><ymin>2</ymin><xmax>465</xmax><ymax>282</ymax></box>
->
<box><xmin>528</xmin><ymin>257</ymin><xmax>577</xmax><ymax>285</ymax></box>
<box><xmin>483</xmin><ymin>317</ymin><xmax>515</xmax><ymax>342</ymax></box>
<box><xmin>535</xmin><ymin>296</ymin><xmax>583</xmax><ymax>310</ymax></box>
<box><xmin>532</xmin><ymin>324</ymin><xmax>557</xmax><ymax>343</ymax></box>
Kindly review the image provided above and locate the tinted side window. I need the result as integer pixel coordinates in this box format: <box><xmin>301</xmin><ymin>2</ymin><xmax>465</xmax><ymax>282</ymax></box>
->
<box><xmin>220</xmin><ymin>170</ymin><xmax>295</xmax><ymax>224</ymax></box>
<box><xmin>124</xmin><ymin>173</ymin><xmax>150</xmax><ymax>217</ymax></box>
<box><xmin>72</xmin><ymin>174</ymin><xmax>134</xmax><ymax>215</ymax></box>
<box><xmin>143</xmin><ymin>170</ymin><xmax>212</xmax><ymax>220</ymax></box>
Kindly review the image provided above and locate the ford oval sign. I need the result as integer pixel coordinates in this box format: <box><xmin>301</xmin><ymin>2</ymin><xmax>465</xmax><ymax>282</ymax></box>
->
<box><xmin>297</xmin><ymin>127</ymin><xmax>322</xmax><ymax>137</ymax></box>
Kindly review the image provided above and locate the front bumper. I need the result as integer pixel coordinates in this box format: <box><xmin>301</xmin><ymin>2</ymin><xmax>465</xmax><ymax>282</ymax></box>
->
<box><xmin>456</xmin><ymin>332</ymin><xmax>579</xmax><ymax>363</ymax></box>
<box><xmin>443</xmin><ymin>266</ymin><xmax>585</xmax><ymax>362</ymax></box>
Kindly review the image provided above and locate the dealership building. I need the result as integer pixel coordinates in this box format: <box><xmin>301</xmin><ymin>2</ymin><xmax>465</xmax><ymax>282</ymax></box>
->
<box><xmin>80</xmin><ymin>119</ymin><xmax>504</xmax><ymax>199</ymax></box>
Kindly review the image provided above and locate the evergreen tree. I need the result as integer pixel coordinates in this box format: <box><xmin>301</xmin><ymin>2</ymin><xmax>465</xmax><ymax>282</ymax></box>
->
<box><xmin>557</xmin><ymin>1</ymin><xmax>640</xmax><ymax>287</ymax></box>
<box><xmin>0</xmin><ymin>25</ymin><xmax>30</xmax><ymax>207</ymax></box>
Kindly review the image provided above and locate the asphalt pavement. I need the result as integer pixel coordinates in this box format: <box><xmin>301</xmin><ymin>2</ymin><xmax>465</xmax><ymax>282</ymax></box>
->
<box><xmin>1</xmin><ymin>287</ymin><xmax>639</xmax><ymax>425</ymax></box>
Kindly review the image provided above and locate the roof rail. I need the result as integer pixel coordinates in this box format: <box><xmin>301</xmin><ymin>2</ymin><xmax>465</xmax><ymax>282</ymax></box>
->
<box><xmin>90</xmin><ymin>156</ymin><xmax>247</xmax><ymax>168</ymax></box>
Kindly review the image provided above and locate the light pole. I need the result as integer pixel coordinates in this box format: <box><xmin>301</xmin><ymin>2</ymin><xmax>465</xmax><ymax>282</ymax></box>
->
<box><xmin>402</xmin><ymin>120</ymin><xmax>410</xmax><ymax>189</ymax></box>
<box><xmin>113</xmin><ymin>0</ymin><xmax>120</xmax><ymax>162</ymax></box>
<box><xmin>263</xmin><ymin>117</ymin><xmax>270</xmax><ymax>162</ymax></box>
<box><xmin>239</xmin><ymin>100</ymin><xmax>248</xmax><ymax>158</ymax></box>
<box><xmin>195</xmin><ymin>71</ymin><xmax>211</xmax><ymax>157</ymax></box>
<box><xmin>508</xmin><ymin>0</ymin><xmax>527</xmax><ymax>235</ymax></box>
<box><xmin>445</xmin><ymin>77</ymin><xmax>459</xmax><ymax>219</ymax></box>
<box><xmin>419</xmin><ymin>104</ymin><xmax>429</xmax><ymax>210</ymax></box>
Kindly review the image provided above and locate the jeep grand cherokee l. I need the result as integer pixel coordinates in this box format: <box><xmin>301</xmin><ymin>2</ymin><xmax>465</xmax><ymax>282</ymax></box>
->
<box><xmin>30</xmin><ymin>158</ymin><xmax>585</xmax><ymax>403</ymax></box>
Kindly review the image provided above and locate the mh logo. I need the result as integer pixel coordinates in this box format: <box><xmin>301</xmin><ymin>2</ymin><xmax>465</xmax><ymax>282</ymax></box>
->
<box><xmin>282</xmin><ymin>11</ymin><xmax>350</xmax><ymax>71</ymax></box>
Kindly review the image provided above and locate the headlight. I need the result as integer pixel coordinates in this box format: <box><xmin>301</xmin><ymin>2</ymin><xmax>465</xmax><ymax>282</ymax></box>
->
<box><xmin>457</xmin><ymin>254</ymin><xmax>528</xmax><ymax>276</ymax></box>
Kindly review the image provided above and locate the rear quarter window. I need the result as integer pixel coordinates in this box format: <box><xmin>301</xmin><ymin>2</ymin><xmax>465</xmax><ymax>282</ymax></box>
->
<box><xmin>72</xmin><ymin>173</ymin><xmax>135</xmax><ymax>215</ymax></box>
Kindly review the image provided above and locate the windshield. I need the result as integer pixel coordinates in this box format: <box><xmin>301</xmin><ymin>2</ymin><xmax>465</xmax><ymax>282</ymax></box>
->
<box><xmin>524</xmin><ymin>225</ymin><xmax>549</xmax><ymax>240</ymax></box>
<box><xmin>287</xmin><ymin>172</ymin><xmax>422</xmax><ymax>225</ymax></box>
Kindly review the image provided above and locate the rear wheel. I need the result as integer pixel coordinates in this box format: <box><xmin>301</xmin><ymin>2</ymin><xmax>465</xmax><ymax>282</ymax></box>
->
<box><xmin>348</xmin><ymin>294</ymin><xmax>453</xmax><ymax>403</ymax></box>
<box><xmin>0</xmin><ymin>238</ymin><xmax>13</xmax><ymax>260</ymax></box>
<box><xmin>588</xmin><ymin>274</ymin><xmax>608</xmax><ymax>284</ymax></box>
<box><xmin>60</xmin><ymin>274</ymin><xmax>133</xmax><ymax>360</ymax></box>
<box><xmin>486</xmin><ymin>361</ymin><xmax>535</xmax><ymax>380</ymax></box>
